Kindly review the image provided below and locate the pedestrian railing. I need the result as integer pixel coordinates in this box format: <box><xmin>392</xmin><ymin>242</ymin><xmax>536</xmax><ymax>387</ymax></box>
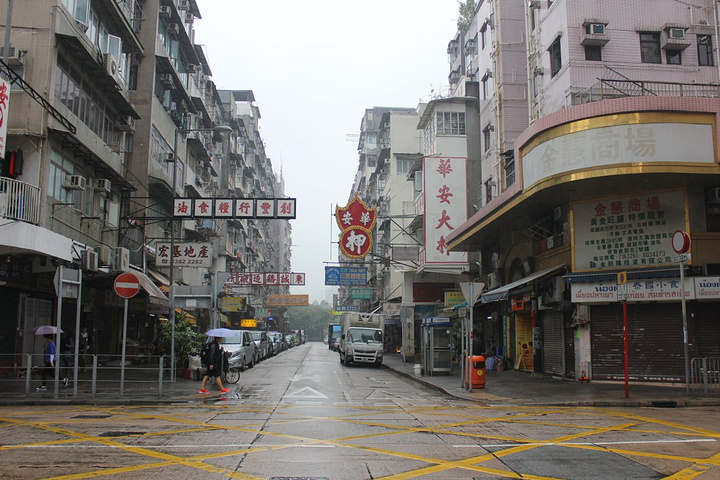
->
<box><xmin>690</xmin><ymin>357</ymin><xmax>720</xmax><ymax>397</ymax></box>
<box><xmin>0</xmin><ymin>353</ymin><xmax>180</xmax><ymax>398</ymax></box>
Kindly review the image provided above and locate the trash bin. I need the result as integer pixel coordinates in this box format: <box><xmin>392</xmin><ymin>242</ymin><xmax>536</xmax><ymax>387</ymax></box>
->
<box><xmin>467</xmin><ymin>355</ymin><xmax>486</xmax><ymax>389</ymax></box>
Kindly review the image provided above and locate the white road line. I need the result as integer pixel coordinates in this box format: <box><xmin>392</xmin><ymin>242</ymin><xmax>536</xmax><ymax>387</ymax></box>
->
<box><xmin>17</xmin><ymin>444</ymin><xmax>337</xmax><ymax>449</ymax></box>
<box><xmin>454</xmin><ymin>438</ymin><xmax>717</xmax><ymax>448</ymax></box>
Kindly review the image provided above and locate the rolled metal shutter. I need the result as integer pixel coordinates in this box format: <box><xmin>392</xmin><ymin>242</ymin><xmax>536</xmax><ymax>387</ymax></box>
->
<box><xmin>591</xmin><ymin>303</ymin><xmax>683</xmax><ymax>382</ymax></box>
<box><xmin>542</xmin><ymin>311</ymin><xmax>564</xmax><ymax>377</ymax></box>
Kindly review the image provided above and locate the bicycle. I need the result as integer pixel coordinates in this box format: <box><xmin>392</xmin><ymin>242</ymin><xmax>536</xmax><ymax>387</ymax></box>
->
<box><xmin>223</xmin><ymin>352</ymin><xmax>241</xmax><ymax>384</ymax></box>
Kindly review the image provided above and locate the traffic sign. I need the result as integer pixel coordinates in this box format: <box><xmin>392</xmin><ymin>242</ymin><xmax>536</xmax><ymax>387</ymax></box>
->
<box><xmin>114</xmin><ymin>272</ymin><xmax>140</xmax><ymax>298</ymax></box>
<box><xmin>672</xmin><ymin>230</ymin><xmax>691</xmax><ymax>254</ymax></box>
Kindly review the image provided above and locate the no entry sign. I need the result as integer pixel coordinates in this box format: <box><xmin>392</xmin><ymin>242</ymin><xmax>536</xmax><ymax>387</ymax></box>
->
<box><xmin>114</xmin><ymin>272</ymin><xmax>140</xmax><ymax>298</ymax></box>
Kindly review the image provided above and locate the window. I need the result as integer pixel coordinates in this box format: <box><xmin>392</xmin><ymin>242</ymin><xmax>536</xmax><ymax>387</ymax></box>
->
<box><xmin>396</xmin><ymin>157</ymin><xmax>413</xmax><ymax>174</ymax></box>
<box><xmin>482</xmin><ymin>76</ymin><xmax>489</xmax><ymax>99</ymax></box>
<box><xmin>48</xmin><ymin>150</ymin><xmax>74</xmax><ymax>204</ymax></box>
<box><xmin>549</xmin><ymin>36</ymin><xmax>562</xmax><ymax>77</ymax></box>
<box><xmin>504</xmin><ymin>154</ymin><xmax>516</xmax><ymax>188</ymax></box>
<box><xmin>698</xmin><ymin>35</ymin><xmax>714</xmax><ymax>66</ymax></box>
<box><xmin>483</xmin><ymin>126</ymin><xmax>492</xmax><ymax>152</ymax></box>
<box><xmin>666</xmin><ymin>49</ymin><xmax>682</xmax><ymax>65</ymax></box>
<box><xmin>640</xmin><ymin>32</ymin><xmax>661</xmax><ymax>64</ymax></box>
<box><xmin>481</xmin><ymin>24</ymin><xmax>487</xmax><ymax>50</ymax></box>
<box><xmin>436</xmin><ymin>112</ymin><xmax>466</xmax><ymax>135</ymax></box>
<box><xmin>585</xmin><ymin>45</ymin><xmax>602</xmax><ymax>61</ymax></box>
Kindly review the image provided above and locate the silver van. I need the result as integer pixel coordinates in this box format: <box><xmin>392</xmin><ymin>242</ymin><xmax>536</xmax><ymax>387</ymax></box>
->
<box><xmin>221</xmin><ymin>330</ymin><xmax>256</xmax><ymax>370</ymax></box>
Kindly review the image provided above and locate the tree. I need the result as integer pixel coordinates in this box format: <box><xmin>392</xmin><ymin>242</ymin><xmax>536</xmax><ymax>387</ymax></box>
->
<box><xmin>287</xmin><ymin>305</ymin><xmax>334</xmax><ymax>341</ymax></box>
<box><xmin>158</xmin><ymin>311</ymin><xmax>204</xmax><ymax>367</ymax></box>
<box><xmin>457</xmin><ymin>0</ymin><xmax>477</xmax><ymax>32</ymax></box>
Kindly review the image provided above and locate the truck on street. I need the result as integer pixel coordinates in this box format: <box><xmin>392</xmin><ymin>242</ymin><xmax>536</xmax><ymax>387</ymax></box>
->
<box><xmin>339</xmin><ymin>313</ymin><xmax>385</xmax><ymax>366</ymax></box>
<box><xmin>328</xmin><ymin>323</ymin><xmax>341</xmax><ymax>351</ymax></box>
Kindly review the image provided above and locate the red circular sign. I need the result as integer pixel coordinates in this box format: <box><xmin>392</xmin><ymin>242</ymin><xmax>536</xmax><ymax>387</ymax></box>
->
<box><xmin>114</xmin><ymin>272</ymin><xmax>140</xmax><ymax>298</ymax></box>
<box><xmin>671</xmin><ymin>230</ymin><xmax>691</xmax><ymax>254</ymax></box>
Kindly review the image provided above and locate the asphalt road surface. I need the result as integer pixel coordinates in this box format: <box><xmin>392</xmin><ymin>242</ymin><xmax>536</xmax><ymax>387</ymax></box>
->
<box><xmin>1</xmin><ymin>342</ymin><xmax>720</xmax><ymax>479</ymax></box>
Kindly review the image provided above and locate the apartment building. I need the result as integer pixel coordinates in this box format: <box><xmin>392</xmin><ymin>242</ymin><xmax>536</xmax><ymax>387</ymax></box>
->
<box><xmin>0</xmin><ymin>0</ymin><xmax>290</xmax><ymax>366</ymax></box>
<box><xmin>446</xmin><ymin>0</ymin><xmax>720</xmax><ymax>382</ymax></box>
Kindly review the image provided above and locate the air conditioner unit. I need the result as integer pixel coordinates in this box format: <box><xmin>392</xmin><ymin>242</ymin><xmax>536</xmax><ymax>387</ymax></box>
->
<box><xmin>669</xmin><ymin>28</ymin><xmax>685</xmax><ymax>39</ymax></box>
<box><xmin>485</xmin><ymin>68</ymin><xmax>493</xmax><ymax>78</ymax></box>
<box><xmin>542</xmin><ymin>277</ymin><xmax>565</xmax><ymax>305</ymax></box>
<box><xmin>186</xmin><ymin>63</ymin><xmax>197</xmax><ymax>74</ymax></box>
<box><xmin>178</xmin><ymin>0</ymin><xmax>190</xmax><ymax>10</ymax></box>
<box><xmin>160</xmin><ymin>73</ymin><xmax>174</xmax><ymax>86</ymax></box>
<box><xmin>96</xmin><ymin>245</ymin><xmax>112</xmax><ymax>266</ymax></box>
<box><xmin>115</xmin><ymin>247</ymin><xmax>130</xmax><ymax>271</ymax></box>
<box><xmin>95</xmin><ymin>179</ymin><xmax>111</xmax><ymax>193</ymax></box>
<box><xmin>167</xmin><ymin>23</ymin><xmax>180</xmax><ymax>36</ymax></box>
<box><xmin>64</xmin><ymin>174</ymin><xmax>86</xmax><ymax>190</ymax></box>
<box><xmin>159</xmin><ymin>6</ymin><xmax>171</xmax><ymax>17</ymax></box>
<box><xmin>103</xmin><ymin>53</ymin><xmax>119</xmax><ymax>79</ymax></box>
<box><xmin>488</xmin><ymin>271</ymin><xmax>501</xmax><ymax>290</ymax></box>
<box><xmin>0</xmin><ymin>47</ymin><xmax>25</xmax><ymax>66</ymax></box>
<box><xmin>81</xmin><ymin>250</ymin><xmax>99</xmax><ymax>272</ymax></box>
<box><xmin>589</xmin><ymin>23</ymin><xmax>605</xmax><ymax>35</ymax></box>
<box><xmin>185</xmin><ymin>13</ymin><xmax>194</xmax><ymax>24</ymax></box>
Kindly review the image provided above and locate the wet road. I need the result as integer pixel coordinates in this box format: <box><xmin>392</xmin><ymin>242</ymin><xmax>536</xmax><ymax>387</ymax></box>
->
<box><xmin>1</xmin><ymin>342</ymin><xmax>720</xmax><ymax>479</ymax></box>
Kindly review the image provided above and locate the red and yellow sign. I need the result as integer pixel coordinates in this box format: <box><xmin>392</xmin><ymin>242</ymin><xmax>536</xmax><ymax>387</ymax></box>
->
<box><xmin>336</xmin><ymin>193</ymin><xmax>377</xmax><ymax>259</ymax></box>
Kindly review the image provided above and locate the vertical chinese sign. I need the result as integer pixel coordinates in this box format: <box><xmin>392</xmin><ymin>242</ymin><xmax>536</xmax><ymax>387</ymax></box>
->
<box><xmin>336</xmin><ymin>193</ymin><xmax>377</xmax><ymax>259</ymax></box>
<box><xmin>423</xmin><ymin>156</ymin><xmax>469</xmax><ymax>265</ymax></box>
<box><xmin>0</xmin><ymin>77</ymin><xmax>9</xmax><ymax>159</ymax></box>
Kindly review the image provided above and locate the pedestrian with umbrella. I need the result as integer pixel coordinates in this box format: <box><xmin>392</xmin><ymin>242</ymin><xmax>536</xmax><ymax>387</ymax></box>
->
<box><xmin>30</xmin><ymin>326</ymin><xmax>62</xmax><ymax>392</ymax></box>
<box><xmin>199</xmin><ymin>335</ymin><xmax>230</xmax><ymax>395</ymax></box>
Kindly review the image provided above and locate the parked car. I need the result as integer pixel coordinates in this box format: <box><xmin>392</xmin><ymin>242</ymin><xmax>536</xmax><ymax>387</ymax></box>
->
<box><xmin>268</xmin><ymin>332</ymin><xmax>284</xmax><ymax>355</ymax></box>
<box><xmin>221</xmin><ymin>331</ymin><xmax>256</xmax><ymax>370</ymax></box>
<box><xmin>251</xmin><ymin>331</ymin><xmax>270</xmax><ymax>361</ymax></box>
<box><xmin>285</xmin><ymin>334</ymin><xmax>295</xmax><ymax>348</ymax></box>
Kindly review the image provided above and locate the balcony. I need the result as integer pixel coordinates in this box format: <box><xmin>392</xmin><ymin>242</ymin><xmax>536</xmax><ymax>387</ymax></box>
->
<box><xmin>571</xmin><ymin>79</ymin><xmax>720</xmax><ymax>106</ymax></box>
<box><xmin>0</xmin><ymin>178</ymin><xmax>41</xmax><ymax>225</ymax></box>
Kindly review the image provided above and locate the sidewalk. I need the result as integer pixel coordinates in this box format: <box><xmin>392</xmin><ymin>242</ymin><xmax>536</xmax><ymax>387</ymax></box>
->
<box><xmin>381</xmin><ymin>353</ymin><xmax>720</xmax><ymax>407</ymax></box>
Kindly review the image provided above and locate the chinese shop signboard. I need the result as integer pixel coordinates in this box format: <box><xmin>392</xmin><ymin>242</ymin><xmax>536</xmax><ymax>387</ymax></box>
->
<box><xmin>423</xmin><ymin>156</ymin><xmax>469</xmax><ymax>266</ymax></box>
<box><xmin>173</xmin><ymin>197</ymin><xmax>296</xmax><ymax>219</ymax></box>
<box><xmin>0</xmin><ymin>77</ymin><xmax>9</xmax><ymax>158</ymax></box>
<box><xmin>324</xmin><ymin>266</ymin><xmax>367</xmax><ymax>286</ymax></box>
<box><xmin>266</xmin><ymin>294</ymin><xmax>309</xmax><ymax>306</ymax></box>
<box><xmin>156</xmin><ymin>242</ymin><xmax>212</xmax><ymax>267</ymax></box>
<box><xmin>226</xmin><ymin>272</ymin><xmax>305</xmax><ymax>286</ymax></box>
<box><xmin>572</xmin><ymin>190</ymin><xmax>687</xmax><ymax>271</ymax></box>
<box><xmin>336</xmin><ymin>193</ymin><xmax>377</xmax><ymax>259</ymax></box>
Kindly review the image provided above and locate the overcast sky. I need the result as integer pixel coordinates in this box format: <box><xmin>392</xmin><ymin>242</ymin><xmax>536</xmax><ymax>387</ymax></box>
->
<box><xmin>194</xmin><ymin>0</ymin><xmax>461</xmax><ymax>303</ymax></box>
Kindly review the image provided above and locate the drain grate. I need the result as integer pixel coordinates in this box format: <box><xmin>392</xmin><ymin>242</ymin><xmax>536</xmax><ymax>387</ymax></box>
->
<box><xmin>98</xmin><ymin>431</ymin><xmax>147</xmax><ymax>437</ymax></box>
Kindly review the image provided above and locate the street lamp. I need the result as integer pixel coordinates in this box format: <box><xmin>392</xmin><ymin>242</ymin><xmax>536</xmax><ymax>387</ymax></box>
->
<box><xmin>168</xmin><ymin>124</ymin><xmax>233</xmax><ymax>381</ymax></box>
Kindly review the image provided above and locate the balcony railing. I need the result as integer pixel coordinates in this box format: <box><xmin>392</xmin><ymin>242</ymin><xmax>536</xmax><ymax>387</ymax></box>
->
<box><xmin>0</xmin><ymin>177</ymin><xmax>41</xmax><ymax>225</ymax></box>
<box><xmin>571</xmin><ymin>79</ymin><xmax>720</xmax><ymax>106</ymax></box>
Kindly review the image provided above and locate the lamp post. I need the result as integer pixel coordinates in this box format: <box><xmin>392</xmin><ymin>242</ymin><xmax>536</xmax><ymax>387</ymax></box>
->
<box><xmin>168</xmin><ymin>124</ymin><xmax>232</xmax><ymax>381</ymax></box>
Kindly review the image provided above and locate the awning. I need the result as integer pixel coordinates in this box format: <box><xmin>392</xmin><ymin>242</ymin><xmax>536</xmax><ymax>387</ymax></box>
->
<box><xmin>128</xmin><ymin>269</ymin><xmax>169</xmax><ymax>304</ymax></box>
<box><xmin>481</xmin><ymin>265</ymin><xmax>566</xmax><ymax>304</ymax></box>
<box><xmin>147</xmin><ymin>268</ymin><xmax>170</xmax><ymax>287</ymax></box>
<box><xmin>176</xmin><ymin>308</ymin><xmax>197</xmax><ymax>325</ymax></box>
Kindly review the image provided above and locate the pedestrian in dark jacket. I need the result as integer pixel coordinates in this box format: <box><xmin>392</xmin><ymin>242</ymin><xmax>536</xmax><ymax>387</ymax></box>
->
<box><xmin>199</xmin><ymin>337</ymin><xmax>229</xmax><ymax>394</ymax></box>
<box><xmin>37</xmin><ymin>335</ymin><xmax>56</xmax><ymax>391</ymax></box>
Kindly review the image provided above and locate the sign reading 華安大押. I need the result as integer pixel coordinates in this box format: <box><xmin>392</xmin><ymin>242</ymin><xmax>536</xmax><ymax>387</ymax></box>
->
<box><xmin>156</xmin><ymin>242</ymin><xmax>212</xmax><ymax>267</ymax></box>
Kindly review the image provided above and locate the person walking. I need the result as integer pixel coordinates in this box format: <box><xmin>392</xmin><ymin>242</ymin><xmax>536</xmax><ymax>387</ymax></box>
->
<box><xmin>37</xmin><ymin>335</ymin><xmax>56</xmax><ymax>392</ymax></box>
<box><xmin>199</xmin><ymin>337</ymin><xmax>229</xmax><ymax>394</ymax></box>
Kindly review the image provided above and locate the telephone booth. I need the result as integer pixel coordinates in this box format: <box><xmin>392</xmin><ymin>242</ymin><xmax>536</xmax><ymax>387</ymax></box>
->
<box><xmin>421</xmin><ymin>317</ymin><xmax>453</xmax><ymax>376</ymax></box>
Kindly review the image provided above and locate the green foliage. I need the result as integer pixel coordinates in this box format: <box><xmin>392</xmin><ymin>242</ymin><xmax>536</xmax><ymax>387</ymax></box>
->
<box><xmin>286</xmin><ymin>305</ymin><xmax>334</xmax><ymax>341</ymax></box>
<box><xmin>457</xmin><ymin>0</ymin><xmax>477</xmax><ymax>32</ymax></box>
<box><xmin>158</xmin><ymin>312</ymin><xmax>204</xmax><ymax>365</ymax></box>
